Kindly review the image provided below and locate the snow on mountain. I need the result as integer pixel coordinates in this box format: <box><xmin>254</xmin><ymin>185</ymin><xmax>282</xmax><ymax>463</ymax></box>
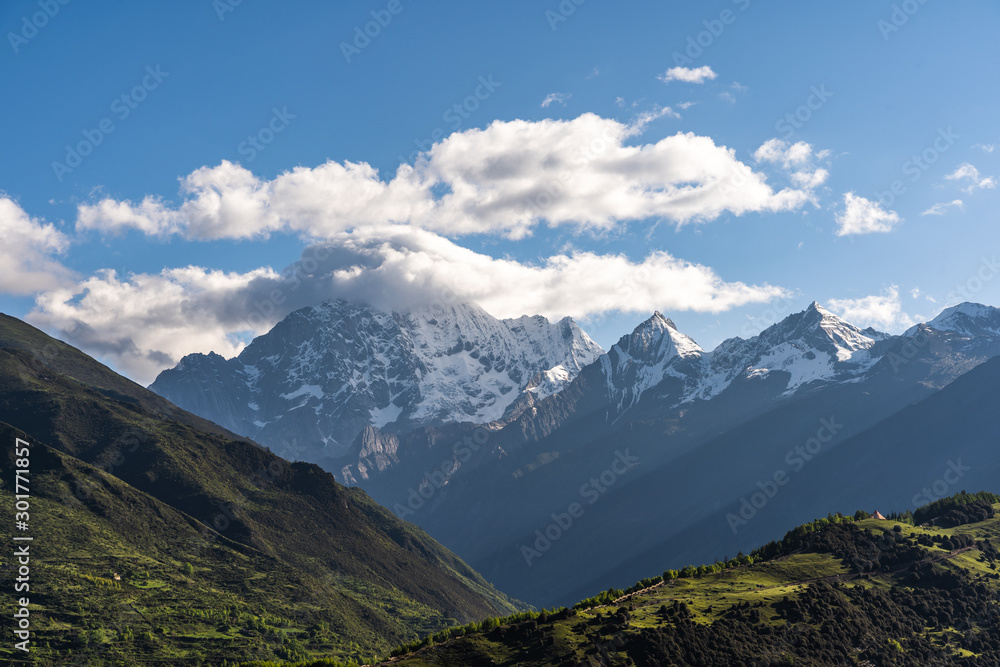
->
<box><xmin>907</xmin><ymin>302</ymin><xmax>1000</xmax><ymax>338</ymax></box>
<box><xmin>599</xmin><ymin>312</ymin><xmax>705</xmax><ymax>415</ymax></box>
<box><xmin>151</xmin><ymin>298</ymin><xmax>1000</xmax><ymax>470</ymax></box>
<box><xmin>149</xmin><ymin>299</ymin><xmax>603</xmax><ymax>460</ymax></box>
<box><xmin>587</xmin><ymin>302</ymin><xmax>892</xmax><ymax>418</ymax></box>
<box><xmin>698</xmin><ymin>302</ymin><xmax>889</xmax><ymax>399</ymax></box>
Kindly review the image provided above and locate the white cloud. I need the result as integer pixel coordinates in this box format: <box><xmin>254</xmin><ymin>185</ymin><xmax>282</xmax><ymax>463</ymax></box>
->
<box><xmin>921</xmin><ymin>199</ymin><xmax>964</xmax><ymax>216</ymax></box>
<box><xmin>790</xmin><ymin>168</ymin><xmax>829</xmax><ymax>190</ymax></box>
<box><xmin>624</xmin><ymin>105</ymin><xmax>680</xmax><ymax>136</ymax></box>
<box><xmin>973</xmin><ymin>143</ymin><xmax>996</xmax><ymax>153</ymax></box>
<box><xmin>835</xmin><ymin>193</ymin><xmax>901</xmax><ymax>236</ymax></box>
<box><xmin>753</xmin><ymin>139</ymin><xmax>829</xmax><ymax>192</ymax></box>
<box><xmin>827</xmin><ymin>286</ymin><xmax>914</xmax><ymax>331</ymax></box>
<box><xmin>945</xmin><ymin>163</ymin><xmax>996</xmax><ymax>194</ymax></box>
<box><xmin>29</xmin><ymin>265</ymin><xmax>278</xmax><ymax>384</ymax></box>
<box><xmin>0</xmin><ymin>197</ymin><xmax>75</xmax><ymax>295</ymax></box>
<box><xmin>76</xmin><ymin>114</ymin><xmax>815</xmax><ymax>241</ymax></box>
<box><xmin>659</xmin><ymin>66</ymin><xmax>717</xmax><ymax>84</ymax></box>
<box><xmin>541</xmin><ymin>92</ymin><xmax>571</xmax><ymax>108</ymax></box>
<box><xmin>77</xmin><ymin>159</ymin><xmax>422</xmax><ymax>239</ymax></box>
<box><xmin>30</xmin><ymin>227</ymin><xmax>789</xmax><ymax>384</ymax></box>
<box><xmin>77</xmin><ymin>195</ymin><xmax>182</xmax><ymax>236</ymax></box>
<box><xmin>754</xmin><ymin>139</ymin><xmax>816</xmax><ymax>168</ymax></box>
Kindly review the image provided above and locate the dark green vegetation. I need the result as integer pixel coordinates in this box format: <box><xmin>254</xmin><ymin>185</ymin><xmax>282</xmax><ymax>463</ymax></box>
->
<box><xmin>913</xmin><ymin>492</ymin><xmax>1000</xmax><ymax>527</ymax></box>
<box><xmin>0</xmin><ymin>315</ymin><xmax>522</xmax><ymax>666</ymax></box>
<box><xmin>378</xmin><ymin>497</ymin><xmax>1000</xmax><ymax>666</ymax></box>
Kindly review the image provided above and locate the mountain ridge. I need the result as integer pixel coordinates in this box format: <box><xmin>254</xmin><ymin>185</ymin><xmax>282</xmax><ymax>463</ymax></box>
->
<box><xmin>150</xmin><ymin>298</ymin><xmax>603</xmax><ymax>465</ymax></box>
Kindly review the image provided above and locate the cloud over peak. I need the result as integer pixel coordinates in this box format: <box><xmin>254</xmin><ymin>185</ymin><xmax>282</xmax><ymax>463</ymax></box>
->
<box><xmin>29</xmin><ymin>227</ymin><xmax>790</xmax><ymax>384</ymax></box>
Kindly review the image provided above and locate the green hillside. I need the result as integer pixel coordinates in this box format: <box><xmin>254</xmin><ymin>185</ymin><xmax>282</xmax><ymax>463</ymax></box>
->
<box><xmin>370</xmin><ymin>495</ymin><xmax>1000</xmax><ymax>666</ymax></box>
<box><xmin>0</xmin><ymin>315</ymin><xmax>522</xmax><ymax>666</ymax></box>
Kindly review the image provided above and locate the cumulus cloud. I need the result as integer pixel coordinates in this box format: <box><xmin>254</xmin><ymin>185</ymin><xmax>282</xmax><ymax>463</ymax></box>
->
<box><xmin>75</xmin><ymin>114</ymin><xmax>814</xmax><ymax>241</ymax></box>
<box><xmin>945</xmin><ymin>162</ymin><xmax>996</xmax><ymax>194</ymax></box>
<box><xmin>827</xmin><ymin>286</ymin><xmax>914</xmax><ymax>331</ymax></box>
<box><xmin>753</xmin><ymin>139</ymin><xmax>829</xmax><ymax>193</ymax></box>
<box><xmin>30</xmin><ymin>227</ymin><xmax>789</xmax><ymax>384</ymax></box>
<box><xmin>77</xmin><ymin>159</ymin><xmax>425</xmax><ymax>239</ymax></box>
<box><xmin>789</xmin><ymin>168</ymin><xmax>829</xmax><ymax>190</ymax></box>
<box><xmin>921</xmin><ymin>199</ymin><xmax>964</xmax><ymax>216</ymax></box>
<box><xmin>541</xmin><ymin>92</ymin><xmax>571</xmax><ymax>108</ymax></box>
<box><xmin>0</xmin><ymin>197</ymin><xmax>75</xmax><ymax>295</ymax></box>
<box><xmin>659</xmin><ymin>66</ymin><xmax>717</xmax><ymax>84</ymax></box>
<box><xmin>29</xmin><ymin>266</ymin><xmax>279</xmax><ymax>384</ymax></box>
<box><xmin>835</xmin><ymin>193</ymin><xmax>901</xmax><ymax>236</ymax></box>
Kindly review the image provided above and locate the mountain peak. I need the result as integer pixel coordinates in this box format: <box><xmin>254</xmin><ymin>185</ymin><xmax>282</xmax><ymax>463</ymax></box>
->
<box><xmin>937</xmin><ymin>302</ymin><xmax>993</xmax><ymax>319</ymax></box>
<box><xmin>651</xmin><ymin>311</ymin><xmax>679</xmax><ymax>330</ymax></box>
<box><xmin>700</xmin><ymin>301</ymin><xmax>889</xmax><ymax>398</ymax></box>
<box><xmin>621</xmin><ymin>312</ymin><xmax>699</xmax><ymax>355</ymax></box>
<box><xmin>804</xmin><ymin>301</ymin><xmax>847</xmax><ymax>323</ymax></box>
<box><xmin>637</xmin><ymin>311</ymin><xmax>678</xmax><ymax>333</ymax></box>
<box><xmin>917</xmin><ymin>302</ymin><xmax>1000</xmax><ymax>337</ymax></box>
<box><xmin>776</xmin><ymin>302</ymin><xmax>883</xmax><ymax>349</ymax></box>
<box><xmin>152</xmin><ymin>298</ymin><xmax>604</xmax><ymax>462</ymax></box>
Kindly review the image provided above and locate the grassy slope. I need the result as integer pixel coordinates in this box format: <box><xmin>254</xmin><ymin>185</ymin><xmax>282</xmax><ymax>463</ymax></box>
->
<box><xmin>0</xmin><ymin>315</ymin><xmax>522</xmax><ymax>666</ymax></box>
<box><xmin>376</xmin><ymin>509</ymin><xmax>1000</xmax><ymax>666</ymax></box>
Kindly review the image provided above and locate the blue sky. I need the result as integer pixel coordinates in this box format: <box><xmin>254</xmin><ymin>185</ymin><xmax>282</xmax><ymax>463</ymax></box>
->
<box><xmin>2</xmin><ymin>0</ymin><xmax>998</xmax><ymax>383</ymax></box>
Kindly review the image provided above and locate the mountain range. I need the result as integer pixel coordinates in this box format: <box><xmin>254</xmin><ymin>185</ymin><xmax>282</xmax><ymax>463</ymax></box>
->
<box><xmin>150</xmin><ymin>299</ymin><xmax>603</xmax><ymax>469</ymax></box>
<box><xmin>150</xmin><ymin>299</ymin><xmax>1000</xmax><ymax>609</ymax></box>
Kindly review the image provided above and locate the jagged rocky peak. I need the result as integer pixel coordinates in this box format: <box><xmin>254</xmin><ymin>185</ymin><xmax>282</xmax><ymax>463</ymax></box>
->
<box><xmin>615</xmin><ymin>311</ymin><xmax>703</xmax><ymax>362</ymax></box>
<box><xmin>754</xmin><ymin>301</ymin><xmax>886</xmax><ymax>357</ymax></box>
<box><xmin>591</xmin><ymin>312</ymin><xmax>706</xmax><ymax>416</ymax></box>
<box><xmin>683</xmin><ymin>302</ymin><xmax>890</xmax><ymax>404</ymax></box>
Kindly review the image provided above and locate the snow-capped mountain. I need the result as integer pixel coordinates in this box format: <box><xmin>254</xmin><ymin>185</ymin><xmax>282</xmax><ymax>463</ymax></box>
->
<box><xmin>494</xmin><ymin>301</ymin><xmax>1000</xmax><ymax>456</ymax></box>
<box><xmin>149</xmin><ymin>299</ymin><xmax>603</xmax><ymax>462</ymax></box>
<box><xmin>579</xmin><ymin>302</ymin><xmax>892</xmax><ymax>421</ymax></box>
<box><xmin>599</xmin><ymin>312</ymin><xmax>705</xmax><ymax>416</ymax></box>
<box><xmin>907</xmin><ymin>302</ymin><xmax>1000</xmax><ymax>338</ymax></box>
<box><xmin>698</xmin><ymin>302</ymin><xmax>891</xmax><ymax>400</ymax></box>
